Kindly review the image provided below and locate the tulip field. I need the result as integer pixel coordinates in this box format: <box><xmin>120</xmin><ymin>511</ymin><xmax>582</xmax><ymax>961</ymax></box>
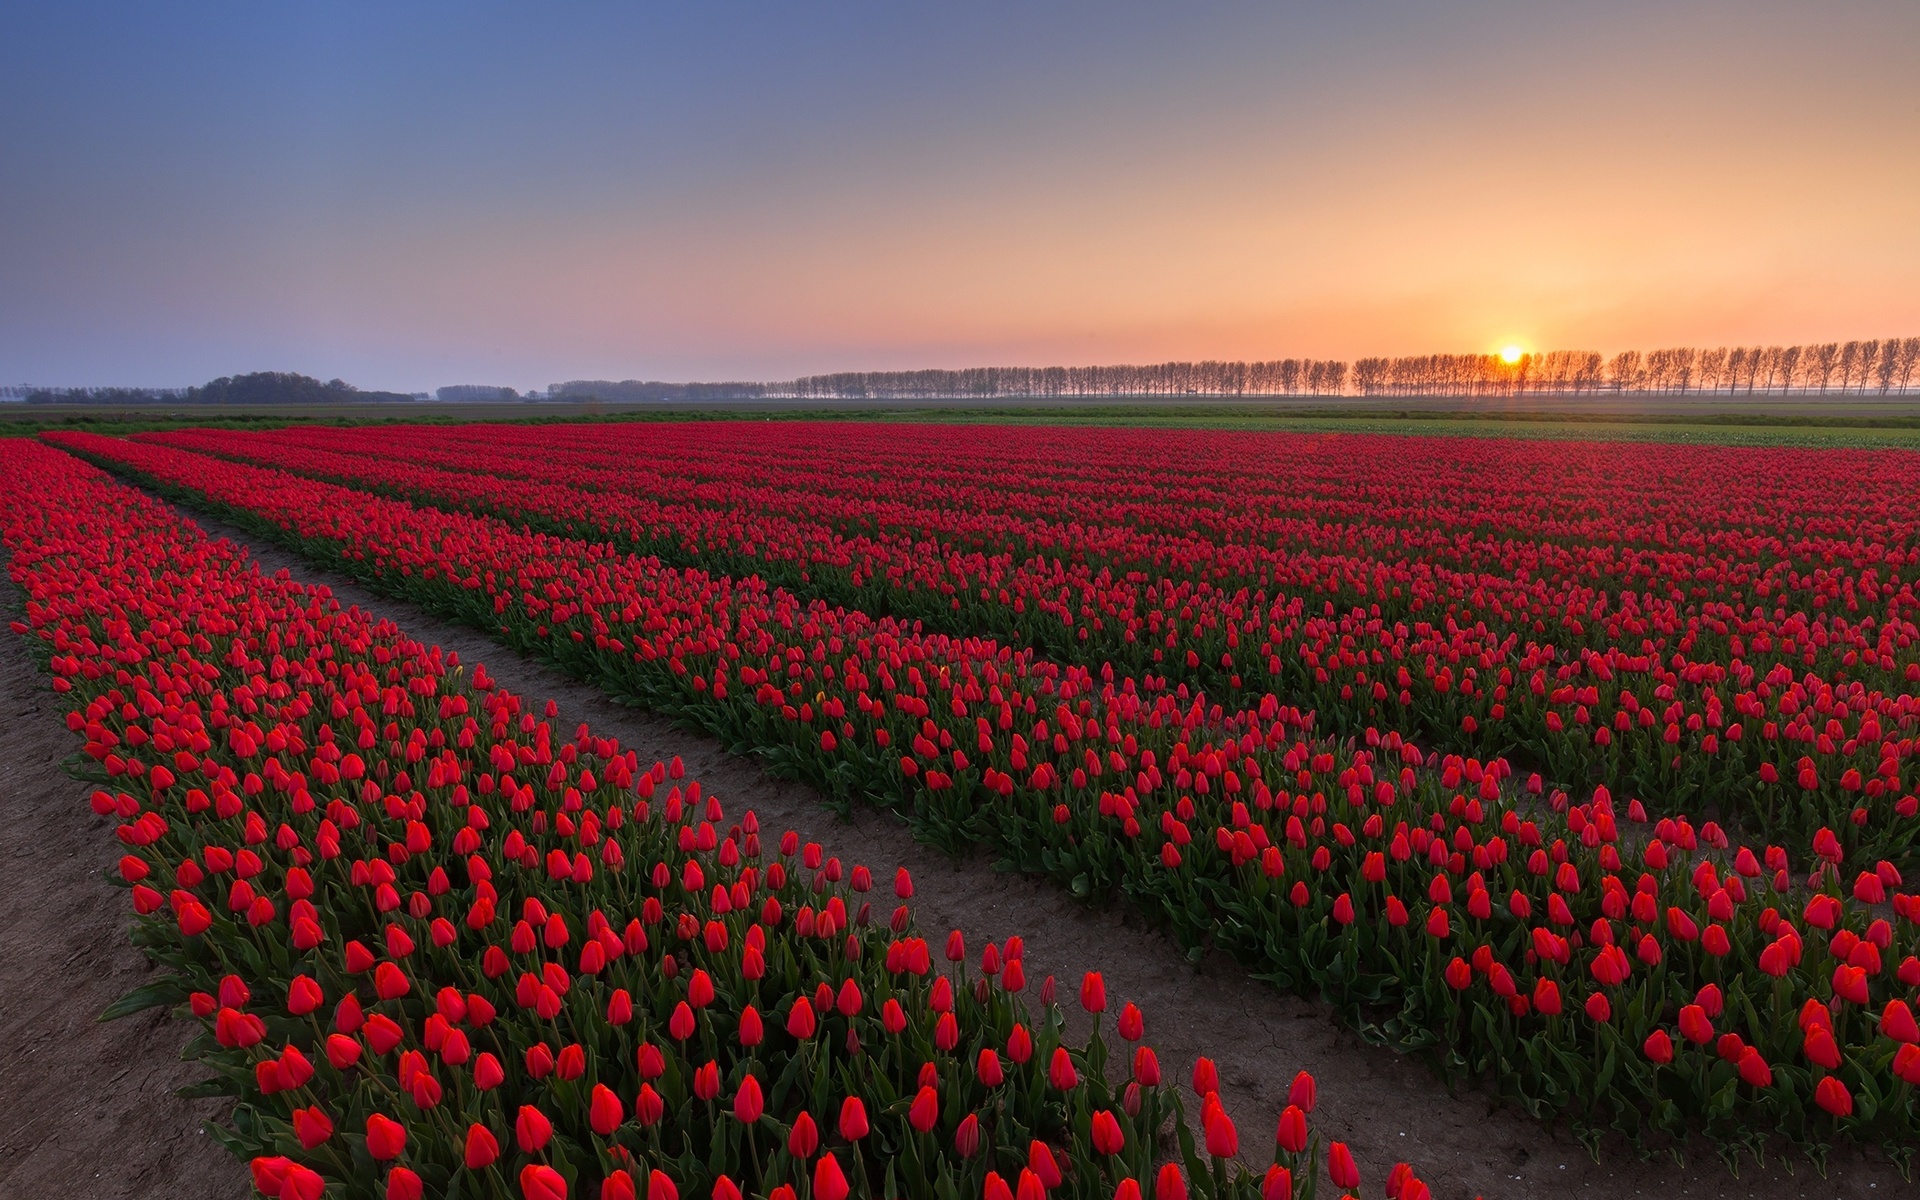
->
<box><xmin>6</xmin><ymin>421</ymin><xmax>1920</xmax><ymax>1197</ymax></box>
<box><xmin>128</xmin><ymin>421</ymin><xmax>1920</xmax><ymax>870</ymax></box>
<box><xmin>3</xmin><ymin>438</ymin><xmax>1424</xmax><ymax>1200</ymax></box>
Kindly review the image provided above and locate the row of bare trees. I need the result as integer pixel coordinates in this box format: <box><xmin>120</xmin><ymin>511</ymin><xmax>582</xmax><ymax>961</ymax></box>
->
<box><xmin>782</xmin><ymin>360</ymin><xmax>1351</xmax><ymax>399</ymax></box>
<box><xmin>1604</xmin><ymin>339</ymin><xmax>1920</xmax><ymax>395</ymax></box>
<box><xmin>1350</xmin><ymin>352</ymin><xmax>1608</xmax><ymax>396</ymax></box>
<box><xmin>762</xmin><ymin>337</ymin><xmax>1920</xmax><ymax>399</ymax></box>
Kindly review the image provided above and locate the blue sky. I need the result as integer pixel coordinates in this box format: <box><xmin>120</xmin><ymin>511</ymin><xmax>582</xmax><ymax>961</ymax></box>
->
<box><xmin>3</xmin><ymin>2</ymin><xmax>1915</xmax><ymax>391</ymax></box>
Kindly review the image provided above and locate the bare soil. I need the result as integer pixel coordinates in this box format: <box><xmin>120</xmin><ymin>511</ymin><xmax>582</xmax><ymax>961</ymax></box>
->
<box><xmin>2</xmin><ymin>499</ymin><xmax>1911</xmax><ymax>1200</ymax></box>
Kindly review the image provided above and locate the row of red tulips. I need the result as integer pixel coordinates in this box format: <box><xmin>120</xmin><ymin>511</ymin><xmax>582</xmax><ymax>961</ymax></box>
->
<box><xmin>0</xmin><ymin>439</ymin><xmax>1443</xmax><ymax>1200</ymax></box>
<box><xmin>52</xmin><ymin>430</ymin><xmax>1920</xmax><ymax>1171</ymax></box>
<box><xmin>141</xmin><ymin>423</ymin><xmax>1920</xmax><ymax>871</ymax></box>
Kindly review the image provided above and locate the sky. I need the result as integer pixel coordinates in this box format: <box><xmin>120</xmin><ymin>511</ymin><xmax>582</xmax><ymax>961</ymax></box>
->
<box><xmin>2</xmin><ymin>1</ymin><xmax>1917</xmax><ymax>392</ymax></box>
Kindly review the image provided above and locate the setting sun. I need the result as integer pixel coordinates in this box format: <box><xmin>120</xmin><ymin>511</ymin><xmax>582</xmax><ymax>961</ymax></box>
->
<box><xmin>1499</xmin><ymin>345</ymin><xmax>1525</xmax><ymax>364</ymax></box>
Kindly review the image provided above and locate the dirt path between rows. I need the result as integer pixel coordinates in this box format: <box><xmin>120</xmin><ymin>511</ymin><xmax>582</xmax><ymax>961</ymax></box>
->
<box><xmin>2</xmin><ymin>492</ymin><xmax>1909</xmax><ymax>1200</ymax></box>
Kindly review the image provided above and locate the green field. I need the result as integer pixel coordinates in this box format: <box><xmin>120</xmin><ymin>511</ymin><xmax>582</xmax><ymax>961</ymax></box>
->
<box><xmin>7</xmin><ymin>398</ymin><xmax>1920</xmax><ymax>447</ymax></box>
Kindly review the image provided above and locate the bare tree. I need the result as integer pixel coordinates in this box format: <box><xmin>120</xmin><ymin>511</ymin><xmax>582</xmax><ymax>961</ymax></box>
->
<box><xmin>1807</xmin><ymin>343</ymin><xmax>1841</xmax><ymax>393</ymax></box>
<box><xmin>1696</xmin><ymin>347</ymin><xmax>1729</xmax><ymax>393</ymax></box>
<box><xmin>1854</xmin><ymin>340</ymin><xmax>1881</xmax><ymax>393</ymax></box>
<box><xmin>1725</xmin><ymin>347</ymin><xmax>1746</xmax><ymax>392</ymax></box>
<box><xmin>1893</xmin><ymin>338</ymin><xmax>1920</xmax><ymax>393</ymax></box>
<box><xmin>1608</xmin><ymin>350</ymin><xmax>1643</xmax><ymax>392</ymax></box>
<box><xmin>1351</xmin><ymin>358</ymin><xmax>1388</xmax><ymax>395</ymax></box>
<box><xmin>1872</xmin><ymin>340</ymin><xmax>1900</xmax><ymax>393</ymax></box>
<box><xmin>1774</xmin><ymin>346</ymin><xmax>1801</xmax><ymax>393</ymax></box>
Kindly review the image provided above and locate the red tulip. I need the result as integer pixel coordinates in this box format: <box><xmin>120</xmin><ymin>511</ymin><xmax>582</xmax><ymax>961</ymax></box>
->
<box><xmin>1202</xmin><ymin>1100</ymin><xmax>1238</xmax><ymax>1158</ymax></box>
<box><xmin>814</xmin><ymin>1153</ymin><xmax>850</xmax><ymax>1200</ymax></box>
<box><xmin>954</xmin><ymin>1113</ymin><xmax>982</xmax><ymax>1157</ymax></box>
<box><xmin>292</xmin><ymin>1106</ymin><xmax>333</xmax><ymax>1149</ymax></box>
<box><xmin>789</xmin><ymin>1110</ymin><xmax>819</xmax><ymax>1158</ymax></box>
<box><xmin>1154</xmin><ymin>1163</ymin><xmax>1188</xmax><ymax>1200</ymax></box>
<box><xmin>908</xmin><ymin>1085</ymin><xmax>939</xmax><ymax>1133</ymax></box>
<box><xmin>601</xmin><ymin>1172</ymin><xmax>636</xmax><ymax>1200</ymax></box>
<box><xmin>521</xmin><ymin>1165</ymin><xmax>568</xmax><ymax>1200</ymax></box>
<box><xmin>1328</xmin><ymin>1141</ymin><xmax>1360</xmax><ymax>1189</ymax></box>
<box><xmin>365</xmin><ymin>1112</ymin><xmax>406</xmax><ymax>1161</ymax></box>
<box><xmin>1815</xmin><ymin>1075</ymin><xmax>1853</xmax><ymax>1118</ymax></box>
<box><xmin>1080</xmin><ymin>972</ymin><xmax>1107</xmax><ymax>1013</ymax></box>
<box><xmin>838</xmin><ymin>1096</ymin><xmax>869</xmax><ymax>1141</ymax></box>
<box><xmin>1048</xmin><ymin>1046</ymin><xmax>1079</xmax><ymax>1090</ymax></box>
<box><xmin>669</xmin><ymin>1001</ymin><xmax>696</xmax><ymax>1040</ymax></box>
<box><xmin>1262</xmin><ymin>1166</ymin><xmax>1292</xmax><ymax>1200</ymax></box>
<box><xmin>734</xmin><ymin>1075</ymin><xmax>764</xmax><ymax>1123</ymax></box>
<box><xmin>516</xmin><ymin>1105</ymin><xmax>553</xmax><ymax>1152</ymax></box>
<box><xmin>1028</xmin><ymin>1141</ymin><xmax>1062</xmax><ymax>1188</ymax></box>
<box><xmin>590</xmin><ymin>1084</ymin><xmax>624</xmax><ymax>1136</ymax></box>
<box><xmin>1132</xmin><ymin>1045</ymin><xmax>1160</xmax><ymax>1086</ymax></box>
<box><xmin>1643</xmin><ymin>1030</ymin><xmax>1674</xmax><ymax>1064</ymax></box>
<box><xmin>251</xmin><ymin>1158</ymin><xmax>291</xmax><ymax>1198</ymax></box>
<box><xmin>287</xmin><ymin>975</ymin><xmax>324</xmax><ymax>1016</ymax></box>
<box><xmin>465</xmin><ymin>1123</ymin><xmax>499</xmax><ymax>1169</ymax></box>
<box><xmin>1276</xmin><ymin>1105</ymin><xmax>1308</xmax><ymax>1154</ymax></box>
<box><xmin>282</xmin><ymin>1164</ymin><xmax>326</xmax><ymax>1200</ymax></box>
<box><xmin>387</xmin><ymin>1167</ymin><xmax>424</xmax><ymax>1200</ymax></box>
<box><xmin>787</xmin><ymin>997</ymin><xmax>817</xmax><ymax>1039</ymax></box>
<box><xmin>1884</xmin><ymin>1000</ymin><xmax>1920</xmax><ymax>1044</ymax></box>
<box><xmin>1678</xmin><ymin>1005</ymin><xmax>1714</xmax><ymax>1046</ymax></box>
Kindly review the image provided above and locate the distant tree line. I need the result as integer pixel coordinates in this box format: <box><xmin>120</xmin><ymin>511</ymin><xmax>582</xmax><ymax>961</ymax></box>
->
<box><xmin>551</xmin><ymin>380</ymin><xmax>776</xmax><ymax>402</ymax></box>
<box><xmin>554</xmin><ymin>337</ymin><xmax>1920</xmax><ymax>401</ymax></box>
<box><xmin>436</xmin><ymin>385</ymin><xmax>521</xmax><ymax>402</ymax></box>
<box><xmin>1350</xmin><ymin>352</ymin><xmax>1605</xmax><ymax>396</ymax></box>
<box><xmin>1597</xmin><ymin>339</ymin><xmax>1920</xmax><ymax>396</ymax></box>
<box><xmin>19</xmin><ymin>386</ymin><xmax>190</xmax><ymax>404</ymax></box>
<box><xmin>20</xmin><ymin>372</ymin><xmax>420</xmax><ymax>405</ymax></box>
<box><xmin>789</xmin><ymin>342</ymin><xmax>1920</xmax><ymax>399</ymax></box>
<box><xmin>783</xmin><ymin>360</ymin><xmax>1355</xmax><ymax>399</ymax></box>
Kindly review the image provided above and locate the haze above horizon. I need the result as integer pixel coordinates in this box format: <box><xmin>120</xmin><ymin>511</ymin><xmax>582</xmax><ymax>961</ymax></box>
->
<box><xmin>2</xmin><ymin>2</ymin><xmax>1916</xmax><ymax>393</ymax></box>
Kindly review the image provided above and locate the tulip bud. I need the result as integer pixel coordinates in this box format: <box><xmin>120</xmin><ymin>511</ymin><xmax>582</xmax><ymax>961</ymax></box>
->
<box><xmin>602</xmin><ymin>1172</ymin><xmax>637</xmax><ymax>1200</ymax></box>
<box><xmin>954</xmin><ymin>1113</ymin><xmax>982</xmax><ymax>1157</ymax></box>
<box><xmin>838</xmin><ymin>1096</ymin><xmax>869</xmax><ymax>1141</ymax></box>
<box><xmin>909</xmin><ymin>1085</ymin><xmax>938</xmax><ymax>1132</ymax></box>
<box><xmin>814</xmin><ymin>1153</ymin><xmax>850</xmax><ymax>1200</ymax></box>
<box><xmin>1155</xmin><ymin>1163</ymin><xmax>1188</xmax><ymax>1200</ymax></box>
<box><xmin>1327</xmin><ymin>1141</ymin><xmax>1360</xmax><ymax>1190</ymax></box>
<box><xmin>788</xmin><ymin>1110</ymin><xmax>818</xmax><ymax>1158</ymax></box>
<box><xmin>1080</xmin><ymin>972</ymin><xmax>1107</xmax><ymax>1013</ymax></box>
<box><xmin>364</xmin><ymin>1112</ymin><xmax>406</xmax><ymax>1161</ymax></box>
<box><xmin>464</xmin><ymin>1123</ymin><xmax>499</xmax><ymax>1169</ymax></box>
<box><xmin>516</xmin><ymin>1105</ymin><xmax>553</xmax><ymax>1152</ymax></box>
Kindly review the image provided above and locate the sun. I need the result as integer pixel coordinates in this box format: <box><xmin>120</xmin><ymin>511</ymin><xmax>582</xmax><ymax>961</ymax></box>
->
<box><xmin>1499</xmin><ymin>345</ymin><xmax>1525</xmax><ymax>364</ymax></box>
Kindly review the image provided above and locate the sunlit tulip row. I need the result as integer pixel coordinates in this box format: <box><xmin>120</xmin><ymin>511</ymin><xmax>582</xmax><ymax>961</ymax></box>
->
<box><xmin>140</xmin><ymin>422</ymin><xmax>1920</xmax><ymax>871</ymax></box>
<box><xmin>50</xmin><ymin>431</ymin><xmax>1920</xmax><ymax>1167</ymax></box>
<box><xmin>2</xmin><ymin>441</ymin><xmax>1431</xmax><ymax>1200</ymax></box>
